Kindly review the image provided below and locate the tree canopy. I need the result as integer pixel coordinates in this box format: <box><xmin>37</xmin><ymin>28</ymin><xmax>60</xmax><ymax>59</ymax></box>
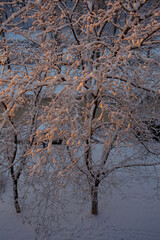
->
<box><xmin>0</xmin><ymin>0</ymin><xmax>160</xmax><ymax>219</ymax></box>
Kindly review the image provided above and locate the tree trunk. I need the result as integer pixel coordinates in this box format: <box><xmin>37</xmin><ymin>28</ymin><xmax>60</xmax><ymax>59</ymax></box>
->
<box><xmin>90</xmin><ymin>184</ymin><xmax>99</xmax><ymax>215</ymax></box>
<box><xmin>13</xmin><ymin>179</ymin><xmax>21</xmax><ymax>213</ymax></box>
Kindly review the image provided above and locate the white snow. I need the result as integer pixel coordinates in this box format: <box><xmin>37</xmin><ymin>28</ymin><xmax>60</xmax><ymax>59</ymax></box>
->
<box><xmin>1</xmin><ymin>167</ymin><xmax>160</xmax><ymax>240</ymax></box>
<box><xmin>0</xmin><ymin>195</ymin><xmax>36</xmax><ymax>240</ymax></box>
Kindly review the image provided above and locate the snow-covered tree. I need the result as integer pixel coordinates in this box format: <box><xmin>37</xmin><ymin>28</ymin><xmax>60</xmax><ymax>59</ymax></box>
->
<box><xmin>0</xmin><ymin>0</ymin><xmax>160</xmax><ymax>215</ymax></box>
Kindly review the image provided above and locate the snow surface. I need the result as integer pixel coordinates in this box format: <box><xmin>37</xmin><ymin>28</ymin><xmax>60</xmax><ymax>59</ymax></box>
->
<box><xmin>1</xmin><ymin>169</ymin><xmax>160</xmax><ymax>240</ymax></box>
<box><xmin>0</xmin><ymin>201</ymin><xmax>35</xmax><ymax>240</ymax></box>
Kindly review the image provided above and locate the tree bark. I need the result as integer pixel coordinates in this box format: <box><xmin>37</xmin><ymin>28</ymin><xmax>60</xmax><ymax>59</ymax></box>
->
<box><xmin>13</xmin><ymin>179</ymin><xmax>21</xmax><ymax>213</ymax></box>
<box><xmin>90</xmin><ymin>182</ymin><xmax>99</xmax><ymax>215</ymax></box>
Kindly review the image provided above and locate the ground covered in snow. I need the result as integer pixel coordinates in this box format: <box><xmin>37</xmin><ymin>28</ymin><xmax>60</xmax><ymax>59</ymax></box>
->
<box><xmin>1</xmin><ymin>168</ymin><xmax>160</xmax><ymax>240</ymax></box>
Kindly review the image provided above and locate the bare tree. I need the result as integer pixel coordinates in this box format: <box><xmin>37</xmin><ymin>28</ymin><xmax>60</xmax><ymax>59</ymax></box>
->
<box><xmin>0</xmin><ymin>85</ymin><xmax>45</xmax><ymax>213</ymax></box>
<box><xmin>0</xmin><ymin>0</ymin><xmax>160</xmax><ymax>217</ymax></box>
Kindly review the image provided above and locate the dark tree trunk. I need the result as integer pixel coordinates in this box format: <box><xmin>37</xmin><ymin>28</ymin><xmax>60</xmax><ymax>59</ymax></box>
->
<box><xmin>13</xmin><ymin>179</ymin><xmax>21</xmax><ymax>213</ymax></box>
<box><xmin>91</xmin><ymin>186</ymin><xmax>98</xmax><ymax>215</ymax></box>
<box><xmin>90</xmin><ymin>180</ymin><xmax>99</xmax><ymax>215</ymax></box>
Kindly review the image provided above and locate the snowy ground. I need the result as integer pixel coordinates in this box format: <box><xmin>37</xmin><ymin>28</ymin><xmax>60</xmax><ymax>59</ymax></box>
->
<box><xmin>1</xmin><ymin>168</ymin><xmax>160</xmax><ymax>240</ymax></box>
